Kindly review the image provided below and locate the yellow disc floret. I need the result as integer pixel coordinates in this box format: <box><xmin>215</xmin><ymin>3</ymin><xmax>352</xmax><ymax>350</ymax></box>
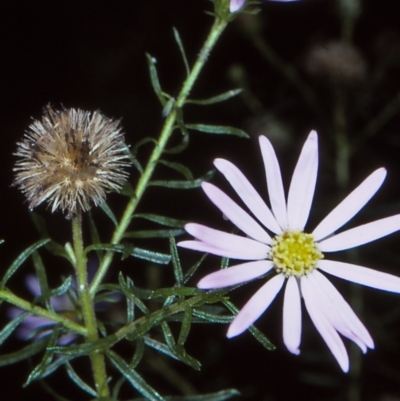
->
<box><xmin>270</xmin><ymin>231</ymin><xmax>323</xmax><ymax>277</ymax></box>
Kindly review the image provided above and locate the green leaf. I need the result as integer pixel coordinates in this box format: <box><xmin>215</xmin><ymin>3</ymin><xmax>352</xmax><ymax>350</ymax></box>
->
<box><xmin>186</xmin><ymin>124</ymin><xmax>249</xmax><ymax>138</ymax></box>
<box><xmin>32</xmin><ymin>251</ymin><xmax>52</xmax><ymax>311</ymax></box>
<box><xmin>223</xmin><ymin>300</ymin><xmax>275</xmax><ymax>351</ymax></box>
<box><xmin>173</xmin><ymin>27</ymin><xmax>190</xmax><ymax>77</ymax></box>
<box><xmin>0</xmin><ymin>312</ymin><xmax>29</xmax><ymax>346</ymax></box>
<box><xmin>177</xmin><ymin>308</ymin><xmax>192</xmax><ymax>348</ymax></box>
<box><xmin>34</xmin><ymin>276</ymin><xmax>73</xmax><ymax>305</ymax></box>
<box><xmin>99</xmin><ymin>202</ymin><xmax>118</xmax><ymax>227</ymax></box>
<box><xmin>85</xmin><ymin>243</ymin><xmax>171</xmax><ymax>265</ymax></box>
<box><xmin>183</xmin><ymin>254</ymin><xmax>207</xmax><ymax>284</ymax></box>
<box><xmin>0</xmin><ymin>337</ymin><xmax>49</xmax><ymax>366</ymax></box>
<box><xmin>132</xmin><ymin>213</ymin><xmax>187</xmax><ymax>228</ymax></box>
<box><xmin>65</xmin><ymin>362</ymin><xmax>97</xmax><ymax>397</ymax></box>
<box><xmin>120</xmin><ymin>180</ymin><xmax>136</xmax><ymax>197</ymax></box>
<box><xmin>124</xmin><ymin>229</ymin><xmax>185</xmax><ymax>239</ymax></box>
<box><xmin>49</xmin><ymin>336</ymin><xmax>114</xmax><ymax>357</ymax></box>
<box><xmin>169</xmin><ymin>235</ymin><xmax>183</xmax><ymax>286</ymax></box>
<box><xmin>130</xmin><ymin>338</ymin><xmax>145</xmax><ymax>369</ymax></box>
<box><xmin>107</xmin><ymin>350</ymin><xmax>166</xmax><ymax>401</ymax></box>
<box><xmin>149</xmin><ymin>169</ymin><xmax>214</xmax><ymax>189</ymax></box>
<box><xmin>162</xmin><ymin>97</ymin><xmax>175</xmax><ymax>118</ymax></box>
<box><xmin>146</xmin><ymin>53</ymin><xmax>166</xmax><ymax>106</ymax></box>
<box><xmin>25</xmin><ymin>327</ymin><xmax>59</xmax><ymax>385</ymax></box>
<box><xmin>1</xmin><ymin>239</ymin><xmax>50</xmax><ymax>288</ymax></box>
<box><xmin>192</xmin><ymin>309</ymin><xmax>232</xmax><ymax>324</ymax></box>
<box><xmin>119</xmin><ymin>273</ymin><xmax>149</xmax><ymax>316</ymax></box>
<box><xmin>151</xmin><ymin>287</ymin><xmax>202</xmax><ymax>298</ymax></box>
<box><xmin>164</xmin><ymin>132</ymin><xmax>189</xmax><ymax>154</ymax></box>
<box><xmin>186</xmin><ymin>89</ymin><xmax>242</xmax><ymax>105</ymax></box>
<box><xmin>158</xmin><ymin>160</ymin><xmax>194</xmax><ymax>181</ymax></box>
<box><xmin>143</xmin><ymin>336</ymin><xmax>179</xmax><ymax>361</ymax></box>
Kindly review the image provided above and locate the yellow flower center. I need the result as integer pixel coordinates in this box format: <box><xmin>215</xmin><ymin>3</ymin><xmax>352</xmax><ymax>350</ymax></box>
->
<box><xmin>269</xmin><ymin>231</ymin><xmax>323</xmax><ymax>277</ymax></box>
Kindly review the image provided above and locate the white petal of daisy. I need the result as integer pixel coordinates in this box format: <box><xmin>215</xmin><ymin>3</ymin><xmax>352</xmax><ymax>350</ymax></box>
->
<box><xmin>309</xmin><ymin>271</ymin><xmax>373</xmax><ymax>352</ymax></box>
<box><xmin>214</xmin><ymin>158</ymin><xmax>282</xmax><ymax>234</ymax></box>
<box><xmin>227</xmin><ymin>274</ymin><xmax>285</xmax><ymax>338</ymax></box>
<box><xmin>178</xmin><ymin>240</ymin><xmax>266</xmax><ymax>260</ymax></box>
<box><xmin>259</xmin><ymin>136</ymin><xmax>288</xmax><ymax>230</ymax></box>
<box><xmin>202</xmin><ymin>182</ymin><xmax>272</xmax><ymax>244</ymax></box>
<box><xmin>283</xmin><ymin>276</ymin><xmax>301</xmax><ymax>355</ymax></box>
<box><xmin>318</xmin><ymin>214</ymin><xmax>400</xmax><ymax>252</ymax></box>
<box><xmin>183</xmin><ymin>223</ymin><xmax>270</xmax><ymax>258</ymax></box>
<box><xmin>313</xmin><ymin>168</ymin><xmax>387</xmax><ymax>242</ymax></box>
<box><xmin>301</xmin><ymin>274</ymin><xmax>349</xmax><ymax>372</ymax></box>
<box><xmin>287</xmin><ymin>130</ymin><xmax>318</xmax><ymax>231</ymax></box>
<box><xmin>318</xmin><ymin>259</ymin><xmax>400</xmax><ymax>293</ymax></box>
<box><xmin>197</xmin><ymin>260</ymin><xmax>274</xmax><ymax>289</ymax></box>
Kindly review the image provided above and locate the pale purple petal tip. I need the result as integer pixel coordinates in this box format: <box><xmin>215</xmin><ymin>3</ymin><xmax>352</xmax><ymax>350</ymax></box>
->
<box><xmin>287</xmin><ymin>130</ymin><xmax>319</xmax><ymax>231</ymax></box>
<box><xmin>283</xmin><ymin>276</ymin><xmax>302</xmax><ymax>355</ymax></box>
<box><xmin>227</xmin><ymin>274</ymin><xmax>285</xmax><ymax>338</ymax></box>
<box><xmin>230</xmin><ymin>0</ymin><xmax>245</xmax><ymax>12</ymax></box>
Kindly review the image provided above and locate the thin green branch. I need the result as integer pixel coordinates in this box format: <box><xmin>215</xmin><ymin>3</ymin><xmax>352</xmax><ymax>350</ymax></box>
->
<box><xmin>90</xmin><ymin>17</ymin><xmax>229</xmax><ymax>296</ymax></box>
<box><xmin>0</xmin><ymin>288</ymin><xmax>86</xmax><ymax>335</ymax></box>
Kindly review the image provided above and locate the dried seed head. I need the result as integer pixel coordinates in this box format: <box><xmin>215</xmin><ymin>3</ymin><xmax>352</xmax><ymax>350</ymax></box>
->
<box><xmin>13</xmin><ymin>105</ymin><xmax>131</xmax><ymax>219</ymax></box>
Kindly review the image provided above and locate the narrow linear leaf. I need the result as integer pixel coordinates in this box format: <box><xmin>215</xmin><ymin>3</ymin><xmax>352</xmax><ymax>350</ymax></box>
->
<box><xmin>119</xmin><ymin>273</ymin><xmax>149</xmax><ymax>315</ymax></box>
<box><xmin>177</xmin><ymin>308</ymin><xmax>192</xmax><ymax>347</ymax></box>
<box><xmin>183</xmin><ymin>254</ymin><xmax>207</xmax><ymax>285</ymax></box>
<box><xmin>223</xmin><ymin>300</ymin><xmax>275</xmax><ymax>351</ymax></box>
<box><xmin>99</xmin><ymin>202</ymin><xmax>118</xmax><ymax>226</ymax></box>
<box><xmin>132</xmin><ymin>213</ymin><xmax>187</xmax><ymax>228</ymax></box>
<box><xmin>143</xmin><ymin>336</ymin><xmax>179</xmax><ymax>361</ymax></box>
<box><xmin>0</xmin><ymin>312</ymin><xmax>29</xmax><ymax>346</ymax></box>
<box><xmin>186</xmin><ymin>124</ymin><xmax>249</xmax><ymax>138</ymax></box>
<box><xmin>1</xmin><ymin>239</ymin><xmax>50</xmax><ymax>288</ymax></box>
<box><xmin>162</xmin><ymin>97</ymin><xmax>176</xmax><ymax>118</ymax></box>
<box><xmin>107</xmin><ymin>350</ymin><xmax>166</xmax><ymax>401</ymax></box>
<box><xmin>85</xmin><ymin>243</ymin><xmax>171</xmax><ymax>265</ymax></box>
<box><xmin>158</xmin><ymin>160</ymin><xmax>194</xmax><ymax>181</ymax></box>
<box><xmin>186</xmin><ymin>89</ymin><xmax>242</xmax><ymax>105</ymax></box>
<box><xmin>146</xmin><ymin>53</ymin><xmax>166</xmax><ymax>106</ymax></box>
<box><xmin>65</xmin><ymin>362</ymin><xmax>97</xmax><ymax>397</ymax></box>
<box><xmin>151</xmin><ymin>287</ymin><xmax>202</xmax><ymax>298</ymax></box>
<box><xmin>131</xmin><ymin>338</ymin><xmax>145</xmax><ymax>369</ymax></box>
<box><xmin>169</xmin><ymin>235</ymin><xmax>183</xmax><ymax>286</ymax></box>
<box><xmin>0</xmin><ymin>337</ymin><xmax>49</xmax><ymax>367</ymax></box>
<box><xmin>192</xmin><ymin>309</ymin><xmax>232</xmax><ymax>324</ymax></box>
<box><xmin>32</xmin><ymin>251</ymin><xmax>52</xmax><ymax>311</ymax></box>
<box><xmin>124</xmin><ymin>229</ymin><xmax>185</xmax><ymax>239</ymax></box>
<box><xmin>49</xmin><ymin>336</ymin><xmax>114</xmax><ymax>357</ymax></box>
<box><xmin>149</xmin><ymin>169</ymin><xmax>214</xmax><ymax>189</ymax></box>
<box><xmin>173</xmin><ymin>27</ymin><xmax>190</xmax><ymax>76</ymax></box>
<box><xmin>164</xmin><ymin>132</ymin><xmax>189</xmax><ymax>154</ymax></box>
<box><xmin>34</xmin><ymin>276</ymin><xmax>72</xmax><ymax>305</ymax></box>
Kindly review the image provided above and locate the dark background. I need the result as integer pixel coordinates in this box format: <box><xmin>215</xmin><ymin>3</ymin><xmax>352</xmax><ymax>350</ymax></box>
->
<box><xmin>2</xmin><ymin>0</ymin><xmax>400</xmax><ymax>400</ymax></box>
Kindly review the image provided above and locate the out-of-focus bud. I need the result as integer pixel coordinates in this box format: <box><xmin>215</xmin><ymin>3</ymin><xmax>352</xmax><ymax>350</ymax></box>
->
<box><xmin>305</xmin><ymin>41</ymin><xmax>367</xmax><ymax>86</ymax></box>
<box><xmin>230</xmin><ymin>0</ymin><xmax>245</xmax><ymax>12</ymax></box>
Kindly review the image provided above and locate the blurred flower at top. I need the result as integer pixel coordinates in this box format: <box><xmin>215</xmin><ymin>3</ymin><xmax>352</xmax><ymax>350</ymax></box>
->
<box><xmin>230</xmin><ymin>0</ymin><xmax>245</xmax><ymax>12</ymax></box>
<box><xmin>8</xmin><ymin>275</ymin><xmax>79</xmax><ymax>345</ymax></box>
<box><xmin>179</xmin><ymin>130</ymin><xmax>400</xmax><ymax>372</ymax></box>
<box><xmin>305</xmin><ymin>41</ymin><xmax>367</xmax><ymax>86</ymax></box>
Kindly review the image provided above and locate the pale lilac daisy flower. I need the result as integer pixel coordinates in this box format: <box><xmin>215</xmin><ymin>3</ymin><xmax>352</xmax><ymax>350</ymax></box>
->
<box><xmin>178</xmin><ymin>130</ymin><xmax>400</xmax><ymax>372</ymax></box>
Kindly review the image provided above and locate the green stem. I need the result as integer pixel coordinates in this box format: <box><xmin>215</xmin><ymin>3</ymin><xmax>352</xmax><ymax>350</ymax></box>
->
<box><xmin>72</xmin><ymin>212</ymin><xmax>109</xmax><ymax>398</ymax></box>
<box><xmin>0</xmin><ymin>289</ymin><xmax>86</xmax><ymax>335</ymax></box>
<box><xmin>90</xmin><ymin>17</ymin><xmax>228</xmax><ymax>296</ymax></box>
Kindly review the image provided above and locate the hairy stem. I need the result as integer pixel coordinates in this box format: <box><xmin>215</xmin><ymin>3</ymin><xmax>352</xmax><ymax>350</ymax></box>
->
<box><xmin>72</xmin><ymin>212</ymin><xmax>109</xmax><ymax>398</ymax></box>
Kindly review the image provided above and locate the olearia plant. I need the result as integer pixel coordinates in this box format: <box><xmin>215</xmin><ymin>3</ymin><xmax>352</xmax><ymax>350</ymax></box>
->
<box><xmin>2</xmin><ymin>0</ymin><xmax>400</xmax><ymax>400</ymax></box>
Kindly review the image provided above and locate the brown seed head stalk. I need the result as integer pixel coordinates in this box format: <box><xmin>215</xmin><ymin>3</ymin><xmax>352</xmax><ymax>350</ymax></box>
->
<box><xmin>13</xmin><ymin>106</ymin><xmax>131</xmax><ymax>219</ymax></box>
